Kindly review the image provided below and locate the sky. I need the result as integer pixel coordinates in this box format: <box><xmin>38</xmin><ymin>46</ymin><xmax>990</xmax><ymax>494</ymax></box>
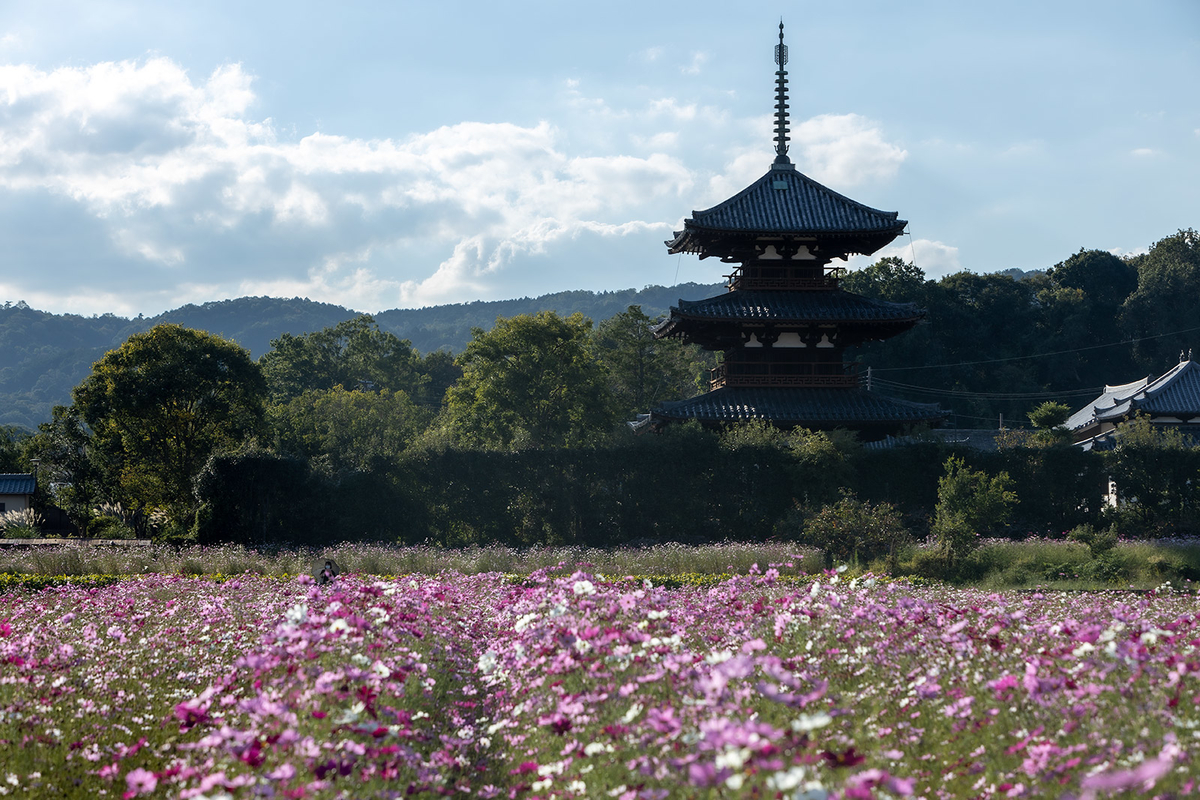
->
<box><xmin>0</xmin><ymin>0</ymin><xmax>1196</xmax><ymax>318</ymax></box>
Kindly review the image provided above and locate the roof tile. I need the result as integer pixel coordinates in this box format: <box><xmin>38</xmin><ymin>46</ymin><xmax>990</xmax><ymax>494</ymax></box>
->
<box><xmin>0</xmin><ymin>474</ymin><xmax>35</xmax><ymax>495</ymax></box>
<box><xmin>651</xmin><ymin>387</ymin><xmax>945</xmax><ymax>425</ymax></box>
<box><xmin>670</xmin><ymin>289</ymin><xmax>923</xmax><ymax>324</ymax></box>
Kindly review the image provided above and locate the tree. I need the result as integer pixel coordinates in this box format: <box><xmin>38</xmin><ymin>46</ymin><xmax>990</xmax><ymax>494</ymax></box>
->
<box><xmin>445</xmin><ymin>311</ymin><xmax>617</xmax><ymax>449</ymax></box>
<box><xmin>260</xmin><ymin>315</ymin><xmax>423</xmax><ymax>403</ymax></box>
<box><xmin>69</xmin><ymin>324</ymin><xmax>266</xmax><ymax>524</ymax></box>
<box><xmin>592</xmin><ymin>305</ymin><xmax>708</xmax><ymax>418</ymax></box>
<box><xmin>270</xmin><ymin>386</ymin><xmax>432</xmax><ymax>473</ymax></box>
<box><xmin>798</xmin><ymin>494</ymin><xmax>909</xmax><ymax>568</ymax></box>
<box><xmin>417</xmin><ymin>349</ymin><xmax>463</xmax><ymax>408</ymax></box>
<box><xmin>841</xmin><ymin>256</ymin><xmax>927</xmax><ymax>303</ymax></box>
<box><xmin>1104</xmin><ymin>415</ymin><xmax>1200</xmax><ymax>532</ymax></box>
<box><xmin>192</xmin><ymin>446</ymin><xmax>318</xmax><ymax>545</ymax></box>
<box><xmin>1025</xmin><ymin>401</ymin><xmax>1073</xmax><ymax>446</ymax></box>
<box><xmin>932</xmin><ymin>455</ymin><xmax>1017</xmax><ymax>563</ymax></box>
<box><xmin>1121</xmin><ymin>229</ymin><xmax>1200</xmax><ymax>370</ymax></box>
<box><xmin>1049</xmin><ymin>248</ymin><xmax>1137</xmax><ymax>313</ymax></box>
<box><xmin>0</xmin><ymin>425</ymin><xmax>29</xmax><ymax>473</ymax></box>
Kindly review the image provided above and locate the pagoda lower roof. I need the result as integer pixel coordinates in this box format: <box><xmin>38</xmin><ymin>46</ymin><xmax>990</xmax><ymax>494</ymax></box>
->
<box><xmin>641</xmin><ymin>386</ymin><xmax>946</xmax><ymax>428</ymax></box>
<box><xmin>653</xmin><ymin>289</ymin><xmax>924</xmax><ymax>336</ymax></box>
<box><xmin>666</xmin><ymin>162</ymin><xmax>906</xmax><ymax>258</ymax></box>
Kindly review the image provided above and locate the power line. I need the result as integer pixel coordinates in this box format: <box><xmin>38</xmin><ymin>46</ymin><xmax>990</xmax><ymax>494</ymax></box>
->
<box><xmin>870</xmin><ymin>323</ymin><xmax>1200</xmax><ymax>373</ymax></box>
<box><xmin>870</xmin><ymin>376</ymin><xmax>1101</xmax><ymax>400</ymax></box>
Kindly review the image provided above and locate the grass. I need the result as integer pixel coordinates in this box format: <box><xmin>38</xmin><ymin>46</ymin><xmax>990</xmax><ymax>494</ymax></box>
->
<box><xmin>3</xmin><ymin>537</ymin><xmax>1200</xmax><ymax>590</ymax></box>
<box><xmin>0</xmin><ymin>540</ymin><xmax>826</xmax><ymax>579</ymax></box>
<box><xmin>892</xmin><ymin>537</ymin><xmax>1200</xmax><ymax>590</ymax></box>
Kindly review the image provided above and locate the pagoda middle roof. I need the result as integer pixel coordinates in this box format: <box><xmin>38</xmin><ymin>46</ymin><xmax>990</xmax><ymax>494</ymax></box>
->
<box><xmin>654</xmin><ymin>289</ymin><xmax>924</xmax><ymax>333</ymax></box>
<box><xmin>644</xmin><ymin>386</ymin><xmax>945</xmax><ymax>427</ymax></box>
<box><xmin>667</xmin><ymin>163</ymin><xmax>906</xmax><ymax>254</ymax></box>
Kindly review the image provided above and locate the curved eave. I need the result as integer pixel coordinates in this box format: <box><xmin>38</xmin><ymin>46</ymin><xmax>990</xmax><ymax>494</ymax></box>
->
<box><xmin>651</xmin><ymin>290</ymin><xmax>926</xmax><ymax>340</ymax></box>
<box><xmin>665</xmin><ymin>227</ymin><xmax>905</xmax><ymax>259</ymax></box>
<box><xmin>663</xmin><ymin>164</ymin><xmax>907</xmax><ymax>258</ymax></box>
<box><xmin>647</xmin><ymin>386</ymin><xmax>947</xmax><ymax>427</ymax></box>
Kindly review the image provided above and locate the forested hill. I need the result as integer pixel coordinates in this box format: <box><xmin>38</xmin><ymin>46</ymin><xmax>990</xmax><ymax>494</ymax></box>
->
<box><xmin>0</xmin><ymin>282</ymin><xmax>722</xmax><ymax>429</ymax></box>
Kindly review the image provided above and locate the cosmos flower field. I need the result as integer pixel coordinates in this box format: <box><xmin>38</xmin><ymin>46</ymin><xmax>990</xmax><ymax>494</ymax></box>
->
<box><xmin>1</xmin><ymin>569</ymin><xmax>1198</xmax><ymax>799</ymax></box>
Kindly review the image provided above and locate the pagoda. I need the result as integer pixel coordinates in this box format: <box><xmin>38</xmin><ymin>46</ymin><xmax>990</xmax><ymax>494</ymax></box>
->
<box><xmin>639</xmin><ymin>23</ymin><xmax>944</xmax><ymax>437</ymax></box>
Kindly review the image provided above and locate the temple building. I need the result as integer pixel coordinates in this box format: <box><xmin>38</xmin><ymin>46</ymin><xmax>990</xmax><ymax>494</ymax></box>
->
<box><xmin>637</xmin><ymin>23</ymin><xmax>944</xmax><ymax>437</ymax></box>
<box><xmin>1067</xmin><ymin>356</ymin><xmax>1200</xmax><ymax>450</ymax></box>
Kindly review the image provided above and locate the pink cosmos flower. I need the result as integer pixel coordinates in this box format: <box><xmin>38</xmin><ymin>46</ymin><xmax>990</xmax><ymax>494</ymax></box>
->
<box><xmin>123</xmin><ymin>768</ymin><xmax>157</xmax><ymax>797</ymax></box>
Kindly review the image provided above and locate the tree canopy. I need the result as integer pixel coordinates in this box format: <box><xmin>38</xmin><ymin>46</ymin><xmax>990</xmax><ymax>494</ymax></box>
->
<box><xmin>445</xmin><ymin>311</ymin><xmax>617</xmax><ymax>449</ymax></box>
<box><xmin>68</xmin><ymin>324</ymin><xmax>266</xmax><ymax>522</ymax></box>
<box><xmin>270</xmin><ymin>386</ymin><xmax>432</xmax><ymax>473</ymax></box>
<box><xmin>260</xmin><ymin>315</ymin><xmax>423</xmax><ymax>403</ymax></box>
<box><xmin>591</xmin><ymin>305</ymin><xmax>707</xmax><ymax>419</ymax></box>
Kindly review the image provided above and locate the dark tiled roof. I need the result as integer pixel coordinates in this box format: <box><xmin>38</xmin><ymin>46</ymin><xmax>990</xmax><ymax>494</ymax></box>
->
<box><xmin>668</xmin><ymin>289</ymin><xmax>923</xmax><ymax>325</ymax></box>
<box><xmin>1068</xmin><ymin>360</ymin><xmax>1200</xmax><ymax>430</ymax></box>
<box><xmin>0</xmin><ymin>474</ymin><xmax>35</xmax><ymax>495</ymax></box>
<box><xmin>650</xmin><ymin>387</ymin><xmax>945</xmax><ymax>426</ymax></box>
<box><xmin>1137</xmin><ymin>360</ymin><xmax>1200</xmax><ymax>416</ymax></box>
<box><xmin>667</xmin><ymin>164</ymin><xmax>906</xmax><ymax>253</ymax></box>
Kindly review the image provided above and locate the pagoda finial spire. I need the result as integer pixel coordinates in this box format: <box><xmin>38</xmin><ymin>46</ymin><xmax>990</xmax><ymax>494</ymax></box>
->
<box><xmin>773</xmin><ymin>20</ymin><xmax>791</xmax><ymax>168</ymax></box>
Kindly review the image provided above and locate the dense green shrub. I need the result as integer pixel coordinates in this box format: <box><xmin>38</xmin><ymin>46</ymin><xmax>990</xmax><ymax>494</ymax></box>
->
<box><xmin>788</xmin><ymin>494</ymin><xmax>909</xmax><ymax>568</ymax></box>
<box><xmin>1067</xmin><ymin>523</ymin><xmax>1118</xmax><ymax>557</ymax></box>
<box><xmin>192</xmin><ymin>448</ymin><xmax>323</xmax><ymax>545</ymax></box>
<box><xmin>86</xmin><ymin>515</ymin><xmax>136</xmax><ymax>540</ymax></box>
<box><xmin>932</xmin><ymin>456</ymin><xmax>1017</xmax><ymax>563</ymax></box>
<box><xmin>1102</xmin><ymin>416</ymin><xmax>1200</xmax><ymax>536</ymax></box>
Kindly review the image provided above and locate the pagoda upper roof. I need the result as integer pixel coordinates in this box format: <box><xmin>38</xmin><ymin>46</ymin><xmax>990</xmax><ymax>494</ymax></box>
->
<box><xmin>1067</xmin><ymin>359</ymin><xmax>1200</xmax><ymax>431</ymax></box>
<box><xmin>656</xmin><ymin>288</ymin><xmax>923</xmax><ymax>331</ymax></box>
<box><xmin>666</xmin><ymin>163</ymin><xmax>907</xmax><ymax>258</ymax></box>
<box><xmin>637</xmin><ymin>386</ymin><xmax>944</xmax><ymax>428</ymax></box>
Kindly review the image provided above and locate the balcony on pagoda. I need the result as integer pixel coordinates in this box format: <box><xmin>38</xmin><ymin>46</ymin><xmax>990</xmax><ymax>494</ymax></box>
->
<box><xmin>709</xmin><ymin>357</ymin><xmax>860</xmax><ymax>390</ymax></box>
<box><xmin>725</xmin><ymin>264</ymin><xmax>845</xmax><ymax>292</ymax></box>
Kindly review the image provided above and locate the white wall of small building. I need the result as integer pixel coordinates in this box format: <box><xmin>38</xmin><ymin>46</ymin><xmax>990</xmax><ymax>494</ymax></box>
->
<box><xmin>0</xmin><ymin>493</ymin><xmax>30</xmax><ymax>513</ymax></box>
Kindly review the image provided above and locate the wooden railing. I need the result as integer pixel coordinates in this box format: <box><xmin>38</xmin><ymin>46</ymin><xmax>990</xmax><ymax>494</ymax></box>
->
<box><xmin>709</xmin><ymin>361</ymin><xmax>860</xmax><ymax>389</ymax></box>
<box><xmin>725</xmin><ymin>275</ymin><xmax>840</xmax><ymax>291</ymax></box>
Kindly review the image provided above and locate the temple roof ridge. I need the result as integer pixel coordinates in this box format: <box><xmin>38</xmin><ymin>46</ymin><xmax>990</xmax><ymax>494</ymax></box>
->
<box><xmin>1068</xmin><ymin>359</ymin><xmax>1200</xmax><ymax>430</ymax></box>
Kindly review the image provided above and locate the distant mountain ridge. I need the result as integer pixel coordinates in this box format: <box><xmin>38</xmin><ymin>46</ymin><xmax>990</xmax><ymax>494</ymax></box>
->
<box><xmin>0</xmin><ymin>283</ymin><xmax>723</xmax><ymax>429</ymax></box>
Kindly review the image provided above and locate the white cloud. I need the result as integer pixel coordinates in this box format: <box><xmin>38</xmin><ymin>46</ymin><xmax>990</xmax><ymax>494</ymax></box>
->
<box><xmin>681</xmin><ymin>51</ymin><xmax>708</xmax><ymax>76</ymax></box>
<box><xmin>647</xmin><ymin>97</ymin><xmax>697</xmax><ymax>121</ymax></box>
<box><xmin>793</xmin><ymin>113</ymin><xmax>907</xmax><ymax>187</ymax></box>
<box><xmin>1130</xmin><ymin>147</ymin><xmax>1159</xmax><ymax>157</ymax></box>
<box><xmin>998</xmin><ymin>140</ymin><xmax>1046</xmax><ymax>159</ymax></box>
<box><xmin>631</xmin><ymin>131</ymin><xmax>679</xmax><ymax>150</ymax></box>
<box><xmin>0</xmin><ymin>54</ymin><xmax>916</xmax><ymax>316</ymax></box>
<box><xmin>1108</xmin><ymin>244</ymin><xmax>1149</xmax><ymax>259</ymax></box>
<box><xmin>846</xmin><ymin>238</ymin><xmax>961</xmax><ymax>279</ymax></box>
<box><xmin>0</xmin><ymin>57</ymin><xmax>699</xmax><ymax>313</ymax></box>
<box><xmin>702</xmin><ymin>150</ymin><xmax>768</xmax><ymax>206</ymax></box>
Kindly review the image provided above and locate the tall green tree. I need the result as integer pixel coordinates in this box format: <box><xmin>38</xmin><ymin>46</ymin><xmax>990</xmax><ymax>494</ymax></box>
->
<box><xmin>270</xmin><ymin>386</ymin><xmax>432</xmax><ymax>473</ymax></box>
<box><xmin>0</xmin><ymin>425</ymin><xmax>29</xmax><ymax>473</ymax></box>
<box><xmin>68</xmin><ymin>324</ymin><xmax>266</xmax><ymax>523</ymax></box>
<box><xmin>932</xmin><ymin>455</ymin><xmax>1017</xmax><ymax>563</ymax></box>
<box><xmin>842</xmin><ymin>256</ymin><xmax>927</xmax><ymax>303</ymax></box>
<box><xmin>1121</xmin><ymin>229</ymin><xmax>1200</xmax><ymax>371</ymax></box>
<box><xmin>445</xmin><ymin>311</ymin><xmax>617</xmax><ymax>449</ymax></box>
<box><xmin>416</xmin><ymin>349</ymin><xmax>463</xmax><ymax>407</ymax></box>
<box><xmin>260</xmin><ymin>315</ymin><xmax>423</xmax><ymax>403</ymax></box>
<box><xmin>591</xmin><ymin>305</ymin><xmax>702</xmax><ymax>418</ymax></box>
